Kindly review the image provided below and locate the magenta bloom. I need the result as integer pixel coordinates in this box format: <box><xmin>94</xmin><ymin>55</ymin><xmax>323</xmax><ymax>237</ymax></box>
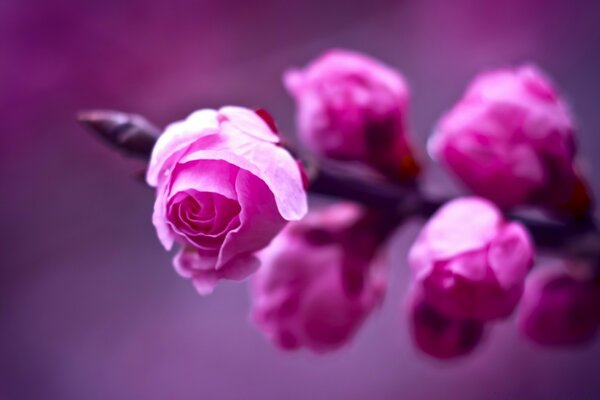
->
<box><xmin>408</xmin><ymin>287</ymin><xmax>485</xmax><ymax>360</ymax></box>
<box><xmin>518</xmin><ymin>265</ymin><xmax>600</xmax><ymax>347</ymax></box>
<box><xmin>146</xmin><ymin>106</ymin><xmax>308</xmax><ymax>295</ymax></box>
<box><xmin>251</xmin><ymin>203</ymin><xmax>387</xmax><ymax>353</ymax></box>
<box><xmin>284</xmin><ymin>49</ymin><xmax>420</xmax><ymax>180</ymax></box>
<box><xmin>409</xmin><ymin>197</ymin><xmax>534</xmax><ymax>321</ymax></box>
<box><xmin>429</xmin><ymin>65</ymin><xmax>592</xmax><ymax>216</ymax></box>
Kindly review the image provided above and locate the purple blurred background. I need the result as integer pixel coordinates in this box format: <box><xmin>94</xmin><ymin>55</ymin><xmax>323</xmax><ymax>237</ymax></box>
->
<box><xmin>3</xmin><ymin>0</ymin><xmax>600</xmax><ymax>399</ymax></box>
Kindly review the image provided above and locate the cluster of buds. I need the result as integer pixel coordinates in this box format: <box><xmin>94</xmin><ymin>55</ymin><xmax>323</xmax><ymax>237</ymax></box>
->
<box><xmin>80</xmin><ymin>49</ymin><xmax>599</xmax><ymax>359</ymax></box>
<box><xmin>282</xmin><ymin>51</ymin><xmax>599</xmax><ymax>357</ymax></box>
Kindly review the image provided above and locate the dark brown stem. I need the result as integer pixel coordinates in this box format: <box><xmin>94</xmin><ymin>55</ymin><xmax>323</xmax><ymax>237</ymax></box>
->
<box><xmin>77</xmin><ymin>110</ymin><xmax>600</xmax><ymax>266</ymax></box>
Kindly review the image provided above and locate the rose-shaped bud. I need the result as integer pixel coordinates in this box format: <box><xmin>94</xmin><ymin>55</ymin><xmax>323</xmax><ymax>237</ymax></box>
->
<box><xmin>429</xmin><ymin>65</ymin><xmax>592</xmax><ymax>218</ymax></box>
<box><xmin>146</xmin><ymin>106</ymin><xmax>308</xmax><ymax>295</ymax></box>
<box><xmin>407</xmin><ymin>287</ymin><xmax>486</xmax><ymax>360</ymax></box>
<box><xmin>409</xmin><ymin>197</ymin><xmax>534</xmax><ymax>321</ymax></box>
<box><xmin>284</xmin><ymin>49</ymin><xmax>420</xmax><ymax>181</ymax></box>
<box><xmin>518</xmin><ymin>264</ymin><xmax>600</xmax><ymax>347</ymax></box>
<box><xmin>251</xmin><ymin>203</ymin><xmax>387</xmax><ymax>353</ymax></box>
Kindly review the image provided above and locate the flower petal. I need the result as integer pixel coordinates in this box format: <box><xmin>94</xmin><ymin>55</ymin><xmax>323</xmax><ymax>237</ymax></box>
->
<box><xmin>179</xmin><ymin>132</ymin><xmax>307</xmax><ymax>221</ymax></box>
<box><xmin>152</xmin><ymin>181</ymin><xmax>176</xmax><ymax>250</ymax></box>
<box><xmin>487</xmin><ymin>222</ymin><xmax>533</xmax><ymax>289</ymax></box>
<box><xmin>168</xmin><ymin>159</ymin><xmax>239</xmax><ymax>200</ymax></box>
<box><xmin>423</xmin><ymin>197</ymin><xmax>501</xmax><ymax>260</ymax></box>
<box><xmin>173</xmin><ymin>246</ymin><xmax>218</xmax><ymax>278</ymax></box>
<box><xmin>217</xmin><ymin>170</ymin><xmax>287</xmax><ymax>269</ymax></box>
<box><xmin>174</xmin><ymin>248</ymin><xmax>259</xmax><ymax>296</ymax></box>
<box><xmin>147</xmin><ymin>109</ymin><xmax>220</xmax><ymax>187</ymax></box>
<box><xmin>219</xmin><ymin>106</ymin><xmax>279</xmax><ymax>143</ymax></box>
<box><xmin>191</xmin><ymin>254</ymin><xmax>260</xmax><ymax>296</ymax></box>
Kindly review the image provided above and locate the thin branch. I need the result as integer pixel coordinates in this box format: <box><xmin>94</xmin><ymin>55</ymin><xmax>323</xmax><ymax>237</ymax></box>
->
<box><xmin>77</xmin><ymin>110</ymin><xmax>160</xmax><ymax>158</ymax></box>
<box><xmin>77</xmin><ymin>110</ymin><xmax>600</xmax><ymax>265</ymax></box>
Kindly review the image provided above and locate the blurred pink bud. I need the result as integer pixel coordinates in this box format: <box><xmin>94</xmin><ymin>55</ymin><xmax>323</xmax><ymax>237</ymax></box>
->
<box><xmin>146</xmin><ymin>106</ymin><xmax>308</xmax><ymax>295</ymax></box>
<box><xmin>429</xmin><ymin>65</ymin><xmax>592</xmax><ymax>217</ymax></box>
<box><xmin>284</xmin><ymin>49</ymin><xmax>420</xmax><ymax>181</ymax></box>
<box><xmin>409</xmin><ymin>197</ymin><xmax>534</xmax><ymax>321</ymax></box>
<box><xmin>408</xmin><ymin>287</ymin><xmax>486</xmax><ymax>360</ymax></box>
<box><xmin>251</xmin><ymin>203</ymin><xmax>387</xmax><ymax>353</ymax></box>
<box><xmin>518</xmin><ymin>264</ymin><xmax>600</xmax><ymax>347</ymax></box>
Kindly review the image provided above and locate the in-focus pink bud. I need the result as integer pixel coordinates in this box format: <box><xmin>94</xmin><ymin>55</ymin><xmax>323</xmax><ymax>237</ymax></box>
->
<box><xmin>284</xmin><ymin>49</ymin><xmax>420</xmax><ymax>181</ymax></box>
<box><xmin>251</xmin><ymin>203</ymin><xmax>387</xmax><ymax>353</ymax></box>
<box><xmin>409</xmin><ymin>197</ymin><xmax>534</xmax><ymax>321</ymax></box>
<box><xmin>408</xmin><ymin>287</ymin><xmax>486</xmax><ymax>360</ymax></box>
<box><xmin>147</xmin><ymin>106</ymin><xmax>308</xmax><ymax>295</ymax></box>
<box><xmin>518</xmin><ymin>264</ymin><xmax>600</xmax><ymax>347</ymax></box>
<box><xmin>429</xmin><ymin>65</ymin><xmax>593</xmax><ymax>217</ymax></box>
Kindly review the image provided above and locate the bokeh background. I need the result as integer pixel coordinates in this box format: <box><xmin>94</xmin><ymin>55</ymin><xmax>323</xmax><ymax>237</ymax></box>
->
<box><xmin>2</xmin><ymin>0</ymin><xmax>600</xmax><ymax>399</ymax></box>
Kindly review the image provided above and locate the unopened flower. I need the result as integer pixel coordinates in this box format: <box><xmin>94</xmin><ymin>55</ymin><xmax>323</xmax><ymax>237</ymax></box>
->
<box><xmin>429</xmin><ymin>65</ymin><xmax>592</xmax><ymax>218</ymax></box>
<box><xmin>251</xmin><ymin>203</ymin><xmax>387</xmax><ymax>353</ymax></box>
<box><xmin>518</xmin><ymin>264</ymin><xmax>600</xmax><ymax>347</ymax></box>
<box><xmin>284</xmin><ymin>49</ymin><xmax>420</xmax><ymax>181</ymax></box>
<box><xmin>146</xmin><ymin>106</ymin><xmax>307</xmax><ymax>295</ymax></box>
<box><xmin>409</xmin><ymin>197</ymin><xmax>534</xmax><ymax>321</ymax></box>
<box><xmin>408</xmin><ymin>287</ymin><xmax>486</xmax><ymax>360</ymax></box>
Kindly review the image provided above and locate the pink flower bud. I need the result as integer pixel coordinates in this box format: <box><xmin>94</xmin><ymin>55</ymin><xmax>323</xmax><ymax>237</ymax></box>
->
<box><xmin>251</xmin><ymin>203</ymin><xmax>387</xmax><ymax>353</ymax></box>
<box><xmin>284</xmin><ymin>49</ymin><xmax>420</xmax><ymax>181</ymax></box>
<box><xmin>429</xmin><ymin>65</ymin><xmax>592</xmax><ymax>217</ymax></box>
<box><xmin>409</xmin><ymin>197</ymin><xmax>534</xmax><ymax>321</ymax></box>
<box><xmin>518</xmin><ymin>264</ymin><xmax>600</xmax><ymax>347</ymax></box>
<box><xmin>146</xmin><ymin>106</ymin><xmax>308</xmax><ymax>295</ymax></box>
<box><xmin>408</xmin><ymin>287</ymin><xmax>486</xmax><ymax>360</ymax></box>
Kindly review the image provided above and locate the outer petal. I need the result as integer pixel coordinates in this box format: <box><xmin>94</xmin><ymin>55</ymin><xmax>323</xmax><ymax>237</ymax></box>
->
<box><xmin>300</xmin><ymin>267</ymin><xmax>366</xmax><ymax>352</ymax></box>
<box><xmin>216</xmin><ymin>170</ymin><xmax>287</xmax><ymax>269</ymax></box>
<box><xmin>283</xmin><ymin>69</ymin><xmax>304</xmax><ymax>97</ymax></box>
<box><xmin>175</xmin><ymin>248</ymin><xmax>260</xmax><ymax>296</ymax></box>
<box><xmin>191</xmin><ymin>271</ymin><xmax>219</xmax><ymax>296</ymax></box>
<box><xmin>152</xmin><ymin>181</ymin><xmax>176</xmax><ymax>250</ymax></box>
<box><xmin>422</xmin><ymin>197</ymin><xmax>502</xmax><ymax>259</ymax></box>
<box><xmin>487</xmin><ymin>222</ymin><xmax>534</xmax><ymax>289</ymax></box>
<box><xmin>408</xmin><ymin>287</ymin><xmax>485</xmax><ymax>360</ymax></box>
<box><xmin>179</xmin><ymin>131</ymin><xmax>308</xmax><ymax>221</ymax></box>
<box><xmin>422</xmin><ymin>250</ymin><xmax>524</xmax><ymax>321</ymax></box>
<box><xmin>173</xmin><ymin>246</ymin><xmax>218</xmax><ymax>278</ymax></box>
<box><xmin>192</xmin><ymin>254</ymin><xmax>261</xmax><ymax>295</ymax></box>
<box><xmin>217</xmin><ymin>253</ymin><xmax>261</xmax><ymax>280</ymax></box>
<box><xmin>446</xmin><ymin>250</ymin><xmax>489</xmax><ymax>282</ymax></box>
<box><xmin>296</xmin><ymin>49</ymin><xmax>408</xmax><ymax>98</ymax></box>
<box><xmin>219</xmin><ymin>106</ymin><xmax>279</xmax><ymax>143</ymax></box>
<box><xmin>408</xmin><ymin>236</ymin><xmax>434</xmax><ymax>280</ymax></box>
<box><xmin>146</xmin><ymin>109</ymin><xmax>220</xmax><ymax>187</ymax></box>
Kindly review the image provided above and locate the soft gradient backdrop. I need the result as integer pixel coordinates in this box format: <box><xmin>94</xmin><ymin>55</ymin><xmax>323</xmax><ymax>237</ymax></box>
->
<box><xmin>2</xmin><ymin>0</ymin><xmax>600</xmax><ymax>399</ymax></box>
